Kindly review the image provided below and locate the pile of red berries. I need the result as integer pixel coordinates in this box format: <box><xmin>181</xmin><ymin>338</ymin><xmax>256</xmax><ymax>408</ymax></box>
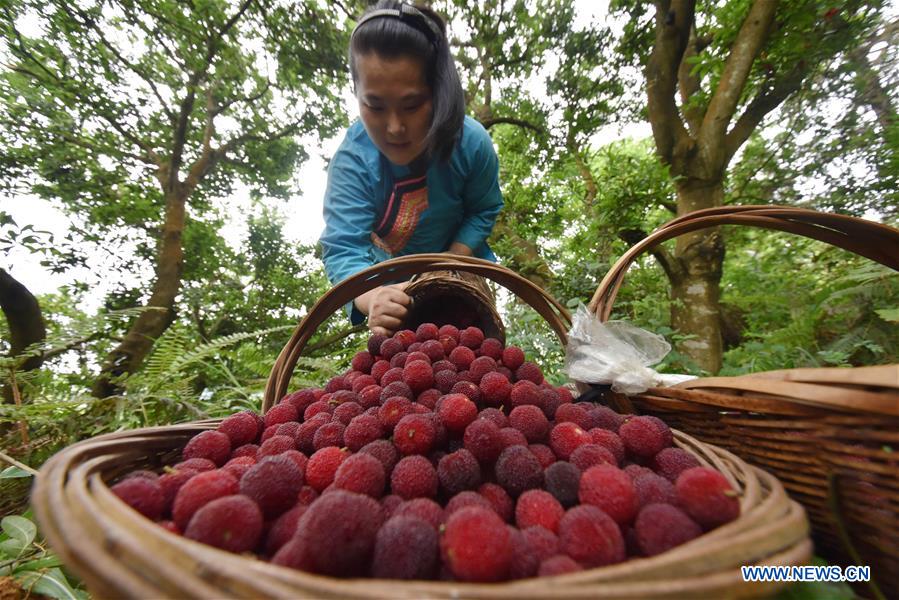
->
<box><xmin>111</xmin><ymin>323</ymin><xmax>740</xmax><ymax>582</ymax></box>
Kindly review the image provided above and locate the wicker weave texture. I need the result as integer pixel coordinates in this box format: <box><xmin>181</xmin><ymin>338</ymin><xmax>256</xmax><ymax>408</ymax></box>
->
<box><xmin>588</xmin><ymin>206</ymin><xmax>899</xmax><ymax>599</ymax></box>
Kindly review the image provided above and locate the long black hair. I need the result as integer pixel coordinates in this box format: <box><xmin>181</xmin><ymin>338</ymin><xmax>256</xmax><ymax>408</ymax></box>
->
<box><xmin>349</xmin><ymin>1</ymin><xmax>465</xmax><ymax>163</ymax></box>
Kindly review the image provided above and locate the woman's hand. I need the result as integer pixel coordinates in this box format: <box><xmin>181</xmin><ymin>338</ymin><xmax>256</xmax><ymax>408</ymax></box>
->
<box><xmin>354</xmin><ymin>282</ymin><xmax>411</xmax><ymax>337</ymax></box>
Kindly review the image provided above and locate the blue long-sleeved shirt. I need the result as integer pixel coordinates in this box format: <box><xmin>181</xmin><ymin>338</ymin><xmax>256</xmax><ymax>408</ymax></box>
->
<box><xmin>319</xmin><ymin>116</ymin><xmax>503</xmax><ymax>322</ymax></box>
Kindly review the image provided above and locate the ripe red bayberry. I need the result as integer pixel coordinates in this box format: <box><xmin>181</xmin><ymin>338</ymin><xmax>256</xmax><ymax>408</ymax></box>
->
<box><xmin>394</xmin><ymin>413</ymin><xmax>437</xmax><ymax>455</ymax></box>
<box><xmin>172</xmin><ymin>470</ymin><xmax>239</xmax><ymax>530</ymax></box>
<box><xmin>182</xmin><ymin>430</ymin><xmax>231</xmax><ymax>467</ymax></box>
<box><xmin>184</xmin><ymin>495</ymin><xmax>263</xmax><ymax>553</ymax></box>
<box><xmin>441</xmin><ymin>506</ymin><xmax>511</xmax><ymax>582</ymax></box>
<box><xmin>509</xmin><ymin>405</ymin><xmax>550</xmax><ymax>443</ymax></box>
<box><xmin>495</xmin><ymin>445</ymin><xmax>544</xmax><ymax>497</ymax></box>
<box><xmin>217</xmin><ymin>412</ymin><xmax>259</xmax><ymax>447</ymax></box>
<box><xmin>437</xmin><ymin>448</ymin><xmax>482</xmax><ymax>496</ymax></box>
<box><xmin>479</xmin><ymin>371</ymin><xmax>512</xmax><ymax>406</ymax></box>
<box><xmin>459</xmin><ymin>327</ymin><xmax>485</xmax><ymax>350</ymax></box>
<box><xmin>332</xmin><ymin>452</ymin><xmax>386</xmax><ymax>498</ymax></box>
<box><xmin>620</xmin><ymin>415</ymin><xmax>670</xmax><ymax>458</ymax></box>
<box><xmin>402</xmin><ymin>360</ymin><xmax>434</xmax><ymax>393</ymax></box>
<box><xmin>558</xmin><ymin>504</ymin><xmax>625</xmax><ymax>567</ymax></box>
<box><xmin>305</xmin><ymin>446</ymin><xmax>349</xmax><ymax>492</ymax></box>
<box><xmin>675</xmin><ymin>467</ymin><xmax>740</xmax><ymax>529</ymax></box>
<box><xmin>240</xmin><ymin>454</ymin><xmax>305</xmax><ymax>519</ymax></box>
<box><xmin>372</xmin><ymin>516</ymin><xmax>440</xmax><ymax>580</ymax></box>
<box><xmin>293</xmin><ymin>490</ymin><xmax>384</xmax><ymax>576</ymax></box>
<box><xmin>634</xmin><ymin>503</ymin><xmax>702</xmax><ymax>556</ymax></box>
<box><xmin>437</xmin><ymin>393</ymin><xmax>478</xmax><ymax>433</ymax></box>
<box><xmin>579</xmin><ymin>464</ymin><xmax>638</xmax><ymax>526</ymax></box>
<box><xmin>111</xmin><ymin>477</ymin><xmax>165</xmax><ymax>520</ymax></box>
<box><xmin>549</xmin><ymin>422</ymin><xmax>591</xmax><ymax>460</ymax></box>
<box><xmin>515</xmin><ymin>489</ymin><xmax>564</xmax><ymax>533</ymax></box>
<box><xmin>652</xmin><ymin>447</ymin><xmax>701</xmax><ymax>483</ymax></box>
<box><xmin>391</xmin><ymin>455</ymin><xmax>438</xmax><ymax>499</ymax></box>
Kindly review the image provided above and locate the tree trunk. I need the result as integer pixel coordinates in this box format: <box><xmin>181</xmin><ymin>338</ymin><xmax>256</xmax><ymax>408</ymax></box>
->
<box><xmin>0</xmin><ymin>268</ymin><xmax>46</xmax><ymax>403</ymax></box>
<box><xmin>670</xmin><ymin>179</ymin><xmax>725</xmax><ymax>373</ymax></box>
<box><xmin>92</xmin><ymin>190</ymin><xmax>186</xmax><ymax>397</ymax></box>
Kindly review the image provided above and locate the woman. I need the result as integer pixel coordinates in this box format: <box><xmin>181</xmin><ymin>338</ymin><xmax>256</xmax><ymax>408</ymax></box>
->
<box><xmin>319</xmin><ymin>1</ymin><xmax>503</xmax><ymax>336</ymax></box>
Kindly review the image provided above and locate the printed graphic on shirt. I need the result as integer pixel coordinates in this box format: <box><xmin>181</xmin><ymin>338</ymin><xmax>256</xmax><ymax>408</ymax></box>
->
<box><xmin>371</xmin><ymin>174</ymin><xmax>429</xmax><ymax>255</ymax></box>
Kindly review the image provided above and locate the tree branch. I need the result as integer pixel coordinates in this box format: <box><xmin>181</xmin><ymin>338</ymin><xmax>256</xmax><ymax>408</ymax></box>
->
<box><xmin>480</xmin><ymin>117</ymin><xmax>546</xmax><ymax>135</ymax></box>
<box><xmin>617</xmin><ymin>229</ymin><xmax>682</xmax><ymax>283</ymax></box>
<box><xmin>724</xmin><ymin>63</ymin><xmax>806</xmax><ymax>162</ymax></box>
<box><xmin>699</xmin><ymin>0</ymin><xmax>778</xmax><ymax>149</ymax></box>
<box><xmin>213</xmin><ymin>81</ymin><xmax>271</xmax><ymax>117</ymax></box>
<box><xmin>645</xmin><ymin>0</ymin><xmax>696</xmax><ymax>164</ymax></box>
<box><xmin>678</xmin><ymin>26</ymin><xmax>704</xmax><ymax>134</ymax></box>
<box><xmin>58</xmin><ymin>2</ymin><xmax>177</xmax><ymax>125</ymax></box>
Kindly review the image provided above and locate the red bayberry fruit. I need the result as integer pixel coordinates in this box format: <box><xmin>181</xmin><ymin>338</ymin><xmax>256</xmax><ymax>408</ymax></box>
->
<box><xmin>394</xmin><ymin>413</ymin><xmax>437</xmax><ymax>455</ymax></box>
<box><xmin>478</xmin><ymin>482</ymin><xmax>514</xmax><ymax>522</ymax></box>
<box><xmin>441</xmin><ymin>506</ymin><xmax>511</xmax><ymax>582</ymax></box>
<box><xmin>172</xmin><ymin>470</ymin><xmax>239</xmax><ymax>530</ymax></box>
<box><xmin>184</xmin><ymin>495</ymin><xmax>263</xmax><ymax>553</ymax></box>
<box><xmin>438</xmin><ymin>393</ymin><xmax>478</xmax><ymax>433</ymax></box>
<box><xmin>479</xmin><ymin>371</ymin><xmax>512</xmax><ymax>406</ymax></box>
<box><xmin>558</xmin><ymin>505</ymin><xmax>625</xmax><ymax>567</ymax></box>
<box><xmin>544</xmin><ymin>461</ymin><xmax>581</xmax><ymax>508</ymax></box>
<box><xmin>333</xmin><ymin>452</ymin><xmax>386</xmax><ymax>498</ymax></box>
<box><xmin>182</xmin><ymin>430</ymin><xmax>231</xmax><ymax>467</ymax></box>
<box><xmin>635</xmin><ymin>503</ymin><xmax>702</xmax><ymax>556</ymax></box>
<box><xmin>495</xmin><ymin>445</ymin><xmax>543</xmax><ymax>497</ymax></box>
<box><xmin>463</xmin><ymin>418</ymin><xmax>504</xmax><ymax>464</ymax></box>
<box><xmin>620</xmin><ymin>415</ymin><xmax>670</xmax><ymax>458</ymax></box>
<box><xmin>437</xmin><ymin>448</ymin><xmax>482</xmax><ymax>496</ymax></box>
<box><xmin>579</xmin><ymin>464</ymin><xmax>638</xmax><ymax>526</ymax></box>
<box><xmin>217</xmin><ymin>411</ymin><xmax>259</xmax><ymax>447</ymax></box>
<box><xmin>509</xmin><ymin>405</ymin><xmax>550</xmax><ymax>443</ymax></box>
<box><xmin>240</xmin><ymin>454</ymin><xmax>305</xmax><ymax>519</ymax></box>
<box><xmin>675</xmin><ymin>467</ymin><xmax>740</xmax><ymax>529</ymax></box>
<box><xmin>538</xmin><ymin>555</ymin><xmax>583</xmax><ymax>576</ymax></box>
<box><xmin>549</xmin><ymin>422</ymin><xmax>592</xmax><ymax>460</ymax></box>
<box><xmin>372</xmin><ymin>516</ymin><xmax>440</xmax><ymax>580</ymax></box>
<box><xmin>652</xmin><ymin>447</ymin><xmax>701</xmax><ymax>482</ymax></box>
<box><xmin>515</xmin><ymin>489</ymin><xmax>564</xmax><ymax>533</ymax></box>
<box><xmin>391</xmin><ymin>455</ymin><xmax>438</xmax><ymax>499</ymax></box>
<box><xmin>305</xmin><ymin>447</ymin><xmax>349</xmax><ymax>492</ymax></box>
<box><xmin>293</xmin><ymin>490</ymin><xmax>384</xmax><ymax>576</ymax></box>
<box><xmin>111</xmin><ymin>477</ymin><xmax>165</xmax><ymax>520</ymax></box>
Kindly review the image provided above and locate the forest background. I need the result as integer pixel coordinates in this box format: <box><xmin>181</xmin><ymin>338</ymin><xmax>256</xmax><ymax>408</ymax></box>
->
<box><xmin>0</xmin><ymin>0</ymin><xmax>897</xmax><ymax>593</ymax></box>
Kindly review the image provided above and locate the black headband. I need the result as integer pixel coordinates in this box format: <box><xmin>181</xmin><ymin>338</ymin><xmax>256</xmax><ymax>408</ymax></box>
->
<box><xmin>351</xmin><ymin>4</ymin><xmax>443</xmax><ymax>47</ymax></box>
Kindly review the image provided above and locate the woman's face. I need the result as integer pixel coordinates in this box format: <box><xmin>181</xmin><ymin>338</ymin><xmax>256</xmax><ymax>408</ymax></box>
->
<box><xmin>355</xmin><ymin>53</ymin><xmax>433</xmax><ymax>166</ymax></box>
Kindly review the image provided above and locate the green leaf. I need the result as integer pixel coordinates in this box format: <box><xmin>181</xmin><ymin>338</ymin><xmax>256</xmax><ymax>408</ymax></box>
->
<box><xmin>0</xmin><ymin>466</ymin><xmax>34</xmax><ymax>479</ymax></box>
<box><xmin>17</xmin><ymin>568</ymin><xmax>86</xmax><ymax>600</ymax></box>
<box><xmin>1</xmin><ymin>516</ymin><xmax>36</xmax><ymax>547</ymax></box>
<box><xmin>874</xmin><ymin>308</ymin><xmax>899</xmax><ymax>323</ymax></box>
<box><xmin>0</xmin><ymin>538</ymin><xmax>26</xmax><ymax>557</ymax></box>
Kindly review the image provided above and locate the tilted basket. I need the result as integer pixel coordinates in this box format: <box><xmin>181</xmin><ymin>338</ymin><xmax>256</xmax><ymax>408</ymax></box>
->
<box><xmin>33</xmin><ymin>254</ymin><xmax>811</xmax><ymax>599</ymax></box>
<box><xmin>587</xmin><ymin>205</ymin><xmax>899</xmax><ymax>599</ymax></box>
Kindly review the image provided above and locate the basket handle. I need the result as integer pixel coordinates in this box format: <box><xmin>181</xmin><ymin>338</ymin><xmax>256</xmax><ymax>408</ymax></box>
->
<box><xmin>589</xmin><ymin>205</ymin><xmax>899</xmax><ymax>322</ymax></box>
<box><xmin>262</xmin><ymin>254</ymin><xmax>571</xmax><ymax>412</ymax></box>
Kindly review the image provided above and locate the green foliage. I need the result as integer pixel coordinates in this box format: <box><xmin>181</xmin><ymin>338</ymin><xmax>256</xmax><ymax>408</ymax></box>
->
<box><xmin>0</xmin><ymin>513</ymin><xmax>86</xmax><ymax>600</ymax></box>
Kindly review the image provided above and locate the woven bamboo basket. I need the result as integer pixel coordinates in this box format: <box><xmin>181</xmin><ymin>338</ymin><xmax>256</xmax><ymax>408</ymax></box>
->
<box><xmin>587</xmin><ymin>205</ymin><xmax>899</xmax><ymax>599</ymax></box>
<box><xmin>33</xmin><ymin>254</ymin><xmax>812</xmax><ymax>599</ymax></box>
<box><xmin>402</xmin><ymin>269</ymin><xmax>505</xmax><ymax>342</ymax></box>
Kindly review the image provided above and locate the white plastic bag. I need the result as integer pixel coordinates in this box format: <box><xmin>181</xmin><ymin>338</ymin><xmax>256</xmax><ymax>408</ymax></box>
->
<box><xmin>564</xmin><ymin>305</ymin><xmax>695</xmax><ymax>395</ymax></box>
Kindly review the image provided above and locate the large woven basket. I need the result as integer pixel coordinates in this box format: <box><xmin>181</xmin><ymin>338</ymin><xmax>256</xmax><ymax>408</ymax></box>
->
<box><xmin>587</xmin><ymin>205</ymin><xmax>899</xmax><ymax>599</ymax></box>
<box><xmin>33</xmin><ymin>254</ymin><xmax>812</xmax><ymax>599</ymax></box>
